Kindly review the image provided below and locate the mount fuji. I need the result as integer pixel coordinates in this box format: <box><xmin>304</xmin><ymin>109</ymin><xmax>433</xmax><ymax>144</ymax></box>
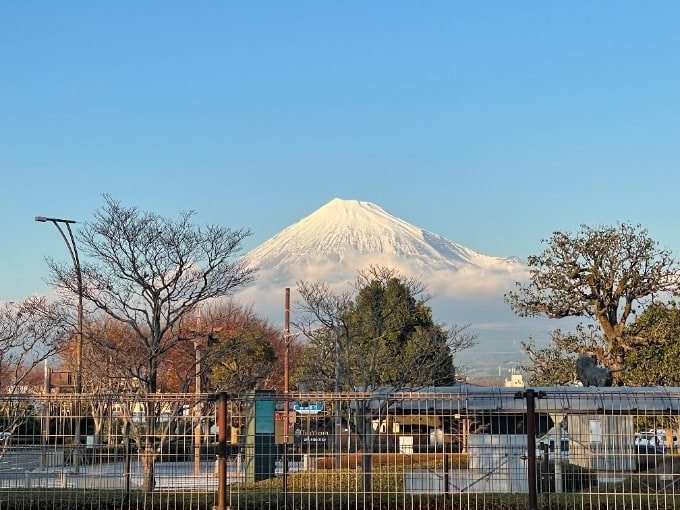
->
<box><xmin>242</xmin><ymin>198</ymin><xmax>523</xmax><ymax>279</ymax></box>
<box><xmin>236</xmin><ymin>198</ymin><xmax>554</xmax><ymax>377</ymax></box>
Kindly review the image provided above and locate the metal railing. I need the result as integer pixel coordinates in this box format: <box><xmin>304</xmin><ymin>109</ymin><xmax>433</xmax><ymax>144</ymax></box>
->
<box><xmin>0</xmin><ymin>387</ymin><xmax>679</xmax><ymax>509</ymax></box>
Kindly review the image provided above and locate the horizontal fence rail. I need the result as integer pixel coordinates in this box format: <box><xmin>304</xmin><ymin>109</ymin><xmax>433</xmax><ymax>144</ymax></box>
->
<box><xmin>0</xmin><ymin>387</ymin><xmax>679</xmax><ymax>508</ymax></box>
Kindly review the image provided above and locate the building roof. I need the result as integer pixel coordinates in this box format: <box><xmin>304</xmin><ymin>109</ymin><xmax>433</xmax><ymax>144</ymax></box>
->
<box><xmin>358</xmin><ymin>385</ymin><xmax>680</xmax><ymax>414</ymax></box>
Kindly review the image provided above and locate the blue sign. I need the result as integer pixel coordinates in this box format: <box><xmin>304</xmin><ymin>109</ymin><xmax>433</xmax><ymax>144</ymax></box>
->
<box><xmin>293</xmin><ymin>403</ymin><xmax>324</xmax><ymax>415</ymax></box>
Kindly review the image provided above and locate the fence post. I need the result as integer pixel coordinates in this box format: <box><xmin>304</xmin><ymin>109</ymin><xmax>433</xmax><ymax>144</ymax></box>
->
<box><xmin>443</xmin><ymin>450</ymin><xmax>450</xmax><ymax>494</ymax></box>
<box><xmin>517</xmin><ymin>389</ymin><xmax>539</xmax><ymax>510</ymax></box>
<box><xmin>214</xmin><ymin>392</ymin><xmax>228</xmax><ymax>510</ymax></box>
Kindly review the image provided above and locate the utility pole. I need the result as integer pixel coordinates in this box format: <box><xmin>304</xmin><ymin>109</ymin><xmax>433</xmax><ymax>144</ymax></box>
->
<box><xmin>283</xmin><ymin>288</ymin><xmax>291</xmax><ymax>491</ymax></box>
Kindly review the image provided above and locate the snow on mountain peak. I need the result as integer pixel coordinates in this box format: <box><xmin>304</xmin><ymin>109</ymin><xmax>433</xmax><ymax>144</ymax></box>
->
<box><xmin>241</xmin><ymin>198</ymin><xmax>523</xmax><ymax>285</ymax></box>
<box><xmin>236</xmin><ymin>199</ymin><xmax>535</xmax><ymax>376</ymax></box>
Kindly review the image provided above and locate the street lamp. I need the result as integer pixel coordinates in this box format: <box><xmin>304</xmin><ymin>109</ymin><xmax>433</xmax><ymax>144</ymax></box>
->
<box><xmin>35</xmin><ymin>215</ymin><xmax>83</xmax><ymax>472</ymax></box>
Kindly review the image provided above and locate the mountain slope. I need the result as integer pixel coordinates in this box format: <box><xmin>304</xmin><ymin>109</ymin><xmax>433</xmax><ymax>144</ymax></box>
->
<box><xmin>236</xmin><ymin>198</ymin><xmax>547</xmax><ymax>377</ymax></box>
<box><xmin>241</xmin><ymin>198</ymin><xmax>522</xmax><ymax>283</ymax></box>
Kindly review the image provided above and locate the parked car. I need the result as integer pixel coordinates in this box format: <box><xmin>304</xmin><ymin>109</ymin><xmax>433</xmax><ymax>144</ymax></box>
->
<box><xmin>635</xmin><ymin>429</ymin><xmax>678</xmax><ymax>451</ymax></box>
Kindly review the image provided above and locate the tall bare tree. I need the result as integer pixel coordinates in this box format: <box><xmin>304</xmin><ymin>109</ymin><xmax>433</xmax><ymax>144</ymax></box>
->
<box><xmin>44</xmin><ymin>195</ymin><xmax>255</xmax><ymax>491</ymax></box>
<box><xmin>505</xmin><ymin>223</ymin><xmax>680</xmax><ymax>380</ymax></box>
<box><xmin>45</xmin><ymin>195</ymin><xmax>255</xmax><ymax>394</ymax></box>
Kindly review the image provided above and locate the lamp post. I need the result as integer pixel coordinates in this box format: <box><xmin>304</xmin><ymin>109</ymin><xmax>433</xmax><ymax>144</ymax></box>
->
<box><xmin>35</xmin><ymin>215</ymin><xmax>83</xmax><ymax>473</ymax></box>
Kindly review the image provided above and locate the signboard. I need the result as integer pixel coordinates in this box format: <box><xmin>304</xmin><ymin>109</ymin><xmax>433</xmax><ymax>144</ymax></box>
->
<box><xmin>293</xmin><ymin>403</ymin><xmax>324</xmax><ymax>415</ymax></box>
<box><xmin>254</xmin><ymin>399</ymin><xmax>275</xmax><ymax>434</ymax></box>
<box><xmin>294</xmin><ymin>427</ymin><xmax>330</xmax><ymax>446</ymax></box>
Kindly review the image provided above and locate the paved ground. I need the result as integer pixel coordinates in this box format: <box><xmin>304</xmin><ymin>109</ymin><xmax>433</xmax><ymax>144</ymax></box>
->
<box><xmin>0</xmin><ymin>448</ymin><xmax>244</xmax><ymax>489</ymax></box>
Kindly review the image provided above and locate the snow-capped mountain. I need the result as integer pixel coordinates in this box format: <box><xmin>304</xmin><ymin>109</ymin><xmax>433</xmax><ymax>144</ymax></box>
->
<box><xmin>233</xmin><ymin>198</ymin><xmax>572</xmax><ymax>377</ymax></box>
<box><xmin>241</xmin><ymin>198</ymin><xmax>523</xmax><ymax>285</ymax></box>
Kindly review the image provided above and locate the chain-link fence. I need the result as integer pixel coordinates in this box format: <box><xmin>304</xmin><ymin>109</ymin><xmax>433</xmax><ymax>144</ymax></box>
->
<box><xmin>0</xmin><ymin>387</ymin><xmax>679</xmax><ymax>509</ymax></box>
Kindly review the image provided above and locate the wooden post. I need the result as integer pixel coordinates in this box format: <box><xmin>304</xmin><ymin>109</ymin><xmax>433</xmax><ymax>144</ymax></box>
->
<box><xmin>215</xmin><ymin>392</ymin><xmax>228</xmax><ymax>510</ymax></box>
<box><xmin>283</xmin><ymin>289</ymin><xmax>290</xmax><ymax>491</ymax></box>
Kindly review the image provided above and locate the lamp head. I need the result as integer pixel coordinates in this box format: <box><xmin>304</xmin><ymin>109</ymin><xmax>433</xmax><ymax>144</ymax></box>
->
<box><xmin>34</xmin><ymin>216</ymin><xmax>76</xmax><ymax>224</ymax></box>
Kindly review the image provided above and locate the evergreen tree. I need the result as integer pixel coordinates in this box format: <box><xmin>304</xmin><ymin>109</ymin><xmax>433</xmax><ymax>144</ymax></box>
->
<box><xmin>623</xmin><ymin>303</ymin><xmax>680</xmax><ymax>386</ymax></box>
<box><xmin>295</xmin><ymin>266</ymin><xmax>475</xmax><ymax>390</ymax></box>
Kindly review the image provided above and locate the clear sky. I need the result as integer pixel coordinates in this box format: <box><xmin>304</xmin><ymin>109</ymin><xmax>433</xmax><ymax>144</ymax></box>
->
<box><xmin>2</xmin><ymin>2</ymin><xmax>679</xmax><ymax>304</ymax></box>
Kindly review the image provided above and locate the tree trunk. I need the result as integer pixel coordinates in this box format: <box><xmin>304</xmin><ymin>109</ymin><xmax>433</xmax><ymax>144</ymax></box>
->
<box><xmin>355</xmin><ymin>401</ymin><xmax>373</xmax><ymax>492</ymax></box>
<box><xmin>142</xmin><ymin>405</ymin><xmax>157</xmax><ymax>492</ymax></box>
<box><xmin>141</xmin><ymin>448</ymin><xmax>156</xmax><ymax>492</ymax></box>
<box><xmin>91</xmin><ymin>404</ymin><xmax>106</xmax><ymax>447</ymax></box>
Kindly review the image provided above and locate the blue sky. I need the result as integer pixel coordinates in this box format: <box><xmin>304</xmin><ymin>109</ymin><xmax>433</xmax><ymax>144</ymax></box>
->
<box><xmin>2</xmin><ymin>2</ymin><xmax>679</xmax><ymax>305</ymax></box>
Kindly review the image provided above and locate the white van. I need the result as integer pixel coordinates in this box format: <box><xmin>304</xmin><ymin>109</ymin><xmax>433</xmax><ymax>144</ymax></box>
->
<box><xmin>634</xmin><ymin>429</ymin><xmax>677</xmax><ymax>451</ymax></box>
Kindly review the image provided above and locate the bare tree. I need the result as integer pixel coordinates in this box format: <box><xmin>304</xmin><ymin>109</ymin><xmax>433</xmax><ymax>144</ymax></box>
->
<box><xmin>0</xmin><ymin>296</ymin><xmax>66</xmax><ymax>393</ymax></box>
<box><xmin>57</xmin><ymin>317</ymin><xmax>145</xmax><ymax>448</ymax></box>
<box><xmin>0</xmin><ymin>297</ymin><xmax>67</xmax><ymax>457</ymax></box>
<box><xmin>505</xmin><ymin>223</ymin><xmax>680</xmax><ymax>380</ymax></box>
<box><xmin>46</xmin><ymin>196</ymin><xmax>255</xmax><ymax>394</ymax></box>
<box><xmin>44</xmin><ymin>195</ymin><xmax>255</xmax><ymax>491</ymax></box>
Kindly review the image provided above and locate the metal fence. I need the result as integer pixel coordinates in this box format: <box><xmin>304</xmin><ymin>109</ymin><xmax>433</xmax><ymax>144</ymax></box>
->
<box><xmin>0</xmin><ymin>387</ymin><xmax>680</xmax><ymax>509</ymax></box>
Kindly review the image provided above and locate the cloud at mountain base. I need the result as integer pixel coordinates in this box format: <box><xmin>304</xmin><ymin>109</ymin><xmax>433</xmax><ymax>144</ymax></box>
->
<box><xmin>232</xmin><ymin>198</ymin><xmax>575</xmax><ymax>376</ymax></box>
<box><xmin>426</xmin><ymin>265</ymin><xmax>529</xmax><ymax>298</ymax></box>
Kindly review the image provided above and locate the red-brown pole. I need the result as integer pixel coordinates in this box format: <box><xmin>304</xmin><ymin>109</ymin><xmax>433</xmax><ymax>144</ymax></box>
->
<box><xmin>283</xmin><ymin>288</ymin><xmax>291</xmax><ymax>443</ymax></box>
<box><xmin>215</xmin><ymin>392</ymin><xmax>228</xmax><ymax>510</ymax></box>
<box><xmin>283</xmin><ymin>289</ymin><xmax>291</xmax><ymax>490</ymax></box>
<box><xmin>284</xmin><ymin>288</ymin><xmax>290</xmax><ymax>395</ymax></box>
